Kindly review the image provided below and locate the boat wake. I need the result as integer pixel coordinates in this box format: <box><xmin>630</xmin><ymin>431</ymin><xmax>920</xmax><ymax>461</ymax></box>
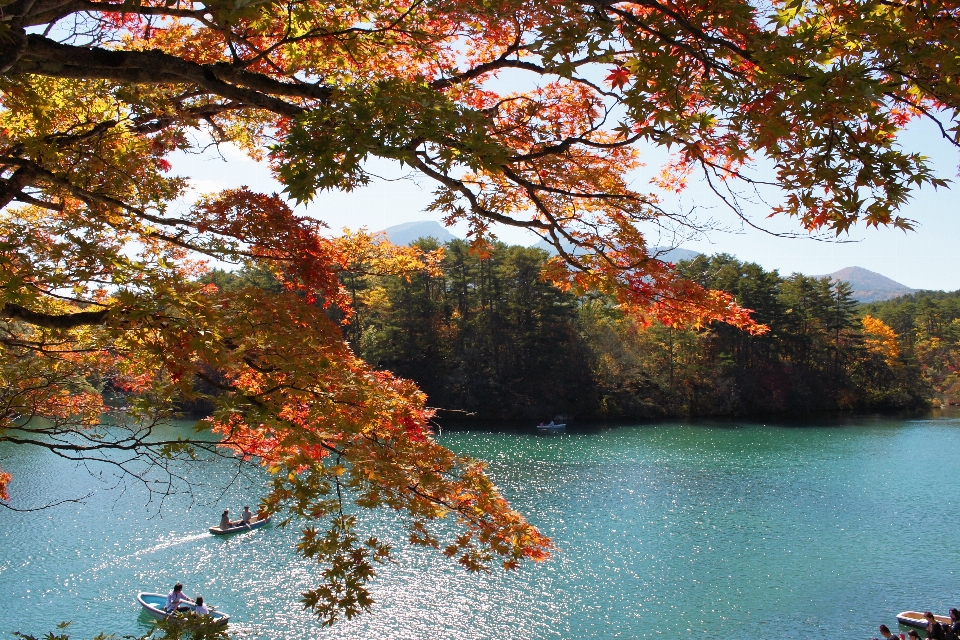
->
<box><xmin>88</xmin><ymin>532</ymin><xmax>212</xmax><ymax>574</ymax></box>
<box><xmin>137</xmin><ymin>532</ymin><xmax>212</xmax><ymax>556</ymax></box>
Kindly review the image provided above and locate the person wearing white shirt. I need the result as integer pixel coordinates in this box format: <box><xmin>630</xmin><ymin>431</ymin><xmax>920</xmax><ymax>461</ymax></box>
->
<box><xmin>194</xmin><ymin>596</ymin><xmax>210</xmax><ymax>616</ymax></box>
<box><xmin>241</xmin><ymin>506</ymin><xmax>253</xmax><ymax>524</ymax></box>
<box><xmin>165</xmin><ymin>583</ymin><xmax>194</xmax><ymax>612</ymax></box>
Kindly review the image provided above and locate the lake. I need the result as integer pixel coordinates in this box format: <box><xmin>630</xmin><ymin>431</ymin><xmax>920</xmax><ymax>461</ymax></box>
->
<box><xmin>2</xmin><ymin>414</ymin><xmax>959</xmax><ymax>639</ymax></box>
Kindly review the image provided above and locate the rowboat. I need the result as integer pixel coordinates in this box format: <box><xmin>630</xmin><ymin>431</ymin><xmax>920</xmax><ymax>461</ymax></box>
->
<box><xmin>537</xmin><ymin>421</ymin><xmax>566</xmax><ymax>432</ymax></box>
<box><xmin>209</xmin><ymin>515</ymin><xmax>271</xmax><ymax>535</ymax></box>
<box><xmin>135</xmin><ymin>592</ymin><xmax>230</xmax><ymax>625</ymax></box>
<box><xmin>896</xmin><ymin>610</ymin><xmax>953</xmax><ymax>629</ymax></box>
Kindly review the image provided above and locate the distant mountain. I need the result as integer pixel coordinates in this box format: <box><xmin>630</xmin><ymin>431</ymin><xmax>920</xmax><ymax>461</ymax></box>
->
<box><xmin>818</xmin><ymin>266</ymin><xmax>917</xmax><ymax>302</ymax></box>
<box><xmin>652</xmin><ymin>247</ymin><xmax>701</xmax><ymax>263</ymax></box>
<box><xmin>531</xmin><ymin>238</ymin><xmax>699</xmax><ymax>263</ymax></box>
<box><xmin>382</xmin><ymin>220</ymin><xmax>458</xmax><ymax>245</ymax></box>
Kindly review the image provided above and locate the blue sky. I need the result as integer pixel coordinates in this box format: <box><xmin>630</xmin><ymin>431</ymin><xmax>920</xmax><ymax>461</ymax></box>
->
<box><xmin>170</xmin><ymin>115</ymin><xmax>960</xmax><ymax>291</ymax></box>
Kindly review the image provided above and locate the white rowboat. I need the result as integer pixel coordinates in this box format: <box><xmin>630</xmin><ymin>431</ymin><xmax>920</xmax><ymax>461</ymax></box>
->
<box><xmin>135</xmin><ymin>592</ymin><xmax>229</xmax><ymax>625</ymax></box>
<box><xmin>895</xmin><ymin>610</ymin><xmax>952</xmax><ymax>629</ymax></box>
<box><xmin>209</xmin><ymin>515</ymin><xmax>271</xmax><ymax>535</ymax></box>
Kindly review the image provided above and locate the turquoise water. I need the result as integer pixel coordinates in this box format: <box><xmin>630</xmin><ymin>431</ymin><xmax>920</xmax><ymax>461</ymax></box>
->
<box><xmin>3</xmin><ymin>415</ymin><xmax>960</xmax><ymax>638</ymax></box>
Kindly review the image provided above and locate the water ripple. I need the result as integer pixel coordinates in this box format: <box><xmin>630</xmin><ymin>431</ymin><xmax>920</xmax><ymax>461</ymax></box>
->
<box><xmin>4</xmin><ymin>416</ymin><xmax>960</xmax><ymax>638</ymax></box>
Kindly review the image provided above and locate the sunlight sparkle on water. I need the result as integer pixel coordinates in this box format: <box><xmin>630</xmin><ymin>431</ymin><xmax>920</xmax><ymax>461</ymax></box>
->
<box><xmin>2</xmin><ymin>416</ymin><xmax>960</xmax><ymax>638</ymax></box>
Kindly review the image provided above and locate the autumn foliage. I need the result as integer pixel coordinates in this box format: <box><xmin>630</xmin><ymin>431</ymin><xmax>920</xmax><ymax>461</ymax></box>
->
<box><xmin>0</xmin><ymin>0</ymin><xmax>958</xmax><ymax>622</ymax></box>
<box><xmin>863</xmin><ymin>315</ymin><xmax>901</xmax><ymax>366</ymax></box>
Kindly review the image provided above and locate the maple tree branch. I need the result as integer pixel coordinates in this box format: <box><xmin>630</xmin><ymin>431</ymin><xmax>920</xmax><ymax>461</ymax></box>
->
<box><xmin>0</xmin><ymin>165</ymin><xmax>40</xmax><ymax>210</ymax></box>
<box><xmin>0</xmin><ymin>302</ymin><xmax>109</xmax><ymax>329</ymax></box>
<box><xmin>10</xmin><ymin>190</ymin><xmax>63</xmax><ymax>209</ymax></box>
<box><xmin>11</xmin><ymin>34</ymin><xmax>332</xmax><ymax>116</ymax></box>
<box><xmin>236</xmin><ymin>0</ymin><xmax>430</xmax><ymax>70</ymax></box>
<box><xmin>500</xmin><ymin>163</ymin><xmax>650</xmax><ymax>204</ymax></box>
<box><xmin>0</xmin><ymin>103</ymin><xmax>239</xmax><ymax>214</ymax></box>
<box><xmin>35</xmin><ymin>0</ymin><xmax>212</xmax><ymax>24</ymax></box>
<box><xmin>883</xmin><ymin>89</ymin><xmax>960</xmax><ymax>149</ymax></box>
<box><xmin>0</xmin><ymin>156</ymin><xmax>192</xmax><ymax>230</ymax></box>
<box><xmin>590</xmin><ymin>0</ymin><xmax>746</xmax><ymax>79</ymax></box>
<box><xmin>510</xmin><ymin>132</ymin><xmax>642</xmax><ymax>161</ymax></box>
<box><xmin>433</xmin><ymin>51</ymin><xmax>618</xmax><ymax>98</ymax></box>
<box><xmin>697</xmin><ymin>163</ymin><xmax>834</xmax><ymax>241</ymax></box>
<box><xmin>1</xmin><ymin>415</ymin><xmax>258</xmax><ymax>466</ymax></box>
<box><xmin>0</xmin><ymin>28</ymin><xmax>28</xmax><ymax>74</ymax></box>
<box><xmin>0</xmin><ymin>490</ymin><xmax>95</xmax><ymax>512</ymax></box>
<box><xmin>42</xmin><ymin>118</ymin><xmax>118</xmax><ymax>146</ymax></box>
<box><xmin>614</xmin><ymin>0</ymin><xmax>752</xmax><ymax>58</ymax></box>
<box><xmin>0</xmin><ymin>155</ymin><xmax>162</xmax><ymax>224</ymax></box>
<box><xmin>431</xmin><ymin>58</ymin><xmax>551</xmax><ymax>91</ymax></box>
<box><xmin>0</xmin><ymin>419</ymin><xmax>261</xmax><ymax>512</ymax></box>
<box><xmin>408</xmin><ymin>153</ymin><xmax>551</xmax><ymax>231</ymax></box>
<box><xmin>128</xmin><ymin>102</ymin><xmax>247</xmax><ymax>135</ymax></box>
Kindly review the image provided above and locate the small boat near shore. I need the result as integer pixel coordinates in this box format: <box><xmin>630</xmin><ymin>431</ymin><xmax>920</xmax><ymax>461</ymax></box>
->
<box><xmin>896</xmin><ymin>610</ymin><xmax>952</xmax><ymax>629</ymax></box>
<box><xmin>537</xmin><ymin>421</ymin><xmax>566</xmax><ymax>432</ymax></box>
<box><xmin>135</xmin><ymin>592</ymin><xmax>230</xmax><ymax>625</ymax></box>
<box><xmin>209</xmin><ymin>515</ymin><xmax>271</xmax><ymax>535</ymax></box>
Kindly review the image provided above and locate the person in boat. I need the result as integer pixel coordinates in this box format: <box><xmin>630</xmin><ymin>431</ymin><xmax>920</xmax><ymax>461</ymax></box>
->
<box><xmin>948</xmin><ymin>621</ymin><xmax>960</xmax><ymax>640</ymax></box>
<box><xmin>241</xmin><ymin>505</ymin><xmax>253</xmax><ymax>525</ymax></box>
<box><xmin>165</xmin><ymin>583</ymin><xmax>194</xmax><ymax>613</ymax></box>
<box><xmin>945</xmin><ymin>612</ymin><xmax>960</xmax><ymax>640</ymax></box>
<box><xmin>219</xmin><ymin>509</ymin><xmax>232</xmax><ymax>530</ymax></box>
<box><xmin>925</xmin><ymin>611</ymin><xmax>946</xmax><ymax>640</ymax></box>
<box><xmin>194</xmin><ymin>596</ymin><xmax>210</xmax><ymax>616</ymax></box>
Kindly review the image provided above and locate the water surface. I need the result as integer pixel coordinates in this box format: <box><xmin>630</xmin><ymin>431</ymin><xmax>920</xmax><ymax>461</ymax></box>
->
<box><xmin>2</xmin><ymin>415</ymin><xmax>959</xmax><ymax>638</ymax></box>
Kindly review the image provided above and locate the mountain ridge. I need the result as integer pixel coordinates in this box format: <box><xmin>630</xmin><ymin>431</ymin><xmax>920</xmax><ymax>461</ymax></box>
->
<box><xmin>380</xmin><ymin>222</ymin><xmax>700</xmax><ymax>264</ymax></box>
<box><xmin>381</xmin><ymin>220</ymin><xmax>457</xmax><ymax>245</ymax></box>
<box><xmin>816</xmin><ymin>266</ymin><xmax>917</xmax><ymax>302</ymax></box>
<box><xmin>379</xmin><ymin>224</ymin><xmax>924</xmax><ymax>303</ymax></box>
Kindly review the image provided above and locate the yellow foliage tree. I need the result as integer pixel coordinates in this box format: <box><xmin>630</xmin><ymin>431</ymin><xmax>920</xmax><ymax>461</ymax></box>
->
<box><xmin>862</xmin><ymin>315</ymin><xmax>900</xmax><ymax>366</ymax></box>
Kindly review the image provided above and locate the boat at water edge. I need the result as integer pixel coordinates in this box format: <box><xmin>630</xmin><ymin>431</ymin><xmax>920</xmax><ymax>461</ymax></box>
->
<box><xmin>209</xmin><ymin>515</ymin><xmax>271</xmax><ymax>535</ymax></box>
<box><xmin>895</xmin><ymin>610</ymin><xmax>952</xmax><ymax>629</ymax></box>
<box><xmin>135</xmin><ymin>592</ymin><xmax>230</xmax><ymax>625</ymax></box>
<box><xmin>536</xmin><ymin>421</ymin><xmax>566</xmax><ymax>432</ymax></box>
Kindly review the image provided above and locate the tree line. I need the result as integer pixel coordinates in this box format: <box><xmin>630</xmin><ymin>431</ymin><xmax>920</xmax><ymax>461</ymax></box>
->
<box><xmin>207</xmin><ymin>239</ymin><xmax>950</xmax><ymax>423</ymax></box>
<box><xmin>861</xmin><ymin>291</ymin><xmax>960</xmax><ymax>408</ymax></box>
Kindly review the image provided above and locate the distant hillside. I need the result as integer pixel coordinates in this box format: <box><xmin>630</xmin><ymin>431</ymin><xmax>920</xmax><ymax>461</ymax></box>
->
<box><xmin>653</xmin><ymin>247</ymin><xmax>701</xmax><ymax>263</ymax></box>
<box><xmin>531</xmin><ymin>238</ymin><xmax>699</xmax><ymax>263</ymax></box>
<box><xmin>382</xmin><ymin>220</ymin><xmax>457</xmax><ymax>245</ymax></box>
<box><xmin>380</xmin><ymin>226</ymin><xmax>702</xmax><ymax>264</ymax></box>
<box><xmin>818</xmin><ymin>266</ymin><xmax>917</xmax><ymax>302</ymax></box>
<box><xmin>376</xmin><ymin>232</ymin><xmax>920</xmax><ymax>303</ymax></box>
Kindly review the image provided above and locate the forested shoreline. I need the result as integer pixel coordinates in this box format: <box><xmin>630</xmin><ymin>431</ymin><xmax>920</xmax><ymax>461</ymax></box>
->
<box><xmin>205</xmin><ymin>239</ymin><xmax>960</xmax><ymax>423</ymax></box>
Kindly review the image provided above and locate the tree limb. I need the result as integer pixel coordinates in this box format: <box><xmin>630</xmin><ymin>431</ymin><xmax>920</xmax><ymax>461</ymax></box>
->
<box><xmin>12</xmin><ymin>34</ymin><xmax>333</xmax><ymax>117</ymax></box>
<box><xmin>0</xmin><ymin>302</ymin><xmax>109</xmax><ymax>329</ymax></box>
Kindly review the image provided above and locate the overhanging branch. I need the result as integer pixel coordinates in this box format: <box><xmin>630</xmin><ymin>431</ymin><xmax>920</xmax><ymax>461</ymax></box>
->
<box><xmin>12</xmin><ymin>34</ymin><xmax>333</xmax><ymax>117</ymax></box>
<box><xmin>0</xmin><ymin>302</ymin><xmax>109</xmax><ymax>329</ymax></box>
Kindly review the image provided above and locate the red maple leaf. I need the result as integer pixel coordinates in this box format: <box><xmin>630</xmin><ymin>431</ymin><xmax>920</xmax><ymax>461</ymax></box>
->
<box><xmin>605</xmin><ymin>66</ymin><xmax>631</xmax><ymax>89</ymax></box>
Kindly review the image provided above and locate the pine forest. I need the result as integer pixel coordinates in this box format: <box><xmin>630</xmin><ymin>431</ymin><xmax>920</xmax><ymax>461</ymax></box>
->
<box><xmin>204</xmin><ymin>240</ymin><xmax>956</xmax><ymax>424</ymax></box>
